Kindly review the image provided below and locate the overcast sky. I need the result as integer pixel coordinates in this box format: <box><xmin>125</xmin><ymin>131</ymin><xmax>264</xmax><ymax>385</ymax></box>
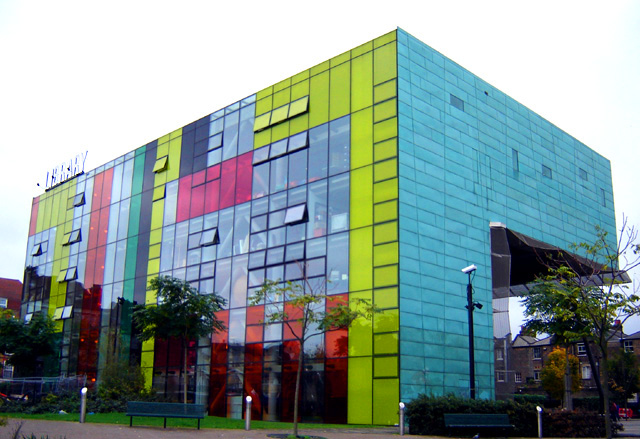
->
<box><xmin>1</xmin><ymin>1</ymin><xmax>638</xmax><ymax>334</ymax></box>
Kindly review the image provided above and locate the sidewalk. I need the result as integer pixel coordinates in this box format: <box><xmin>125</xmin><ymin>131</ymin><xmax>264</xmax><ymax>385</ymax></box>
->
<box><xmin>2</xmin><ymin>418</ymin><xmax>419</xmax><ymax>439</ymax></box>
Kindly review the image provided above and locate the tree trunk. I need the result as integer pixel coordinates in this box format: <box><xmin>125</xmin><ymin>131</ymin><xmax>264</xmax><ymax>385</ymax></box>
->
<box><xmin>582</xmin><ymin>337</ymin><xmax>604</xmax><ymax>413</ymax></box>
<box><xmin>183</xmin><ymin>337</ymin><xmax>188</xmax><ymax>404</ymax></box>
<box><xmin>293</xmin><ymin>343</ymin><xmax>304</xmax><ymax>438</ymax></box>
<box><xmin>602</xmin><ymin>350</ymin><xmax>612</xmax><ymax>439</ymax></box>
<box><xmin>564</xmin><ymin>345</ymin><xmax>573</xmax><ymax>410</ymax></box>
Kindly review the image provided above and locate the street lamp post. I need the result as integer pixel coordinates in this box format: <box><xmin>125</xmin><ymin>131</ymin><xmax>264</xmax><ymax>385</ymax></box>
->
<box><xmin>462</xmin><ymin>264</ymin><xmax>481</xmax><ymax>399</ymax></box>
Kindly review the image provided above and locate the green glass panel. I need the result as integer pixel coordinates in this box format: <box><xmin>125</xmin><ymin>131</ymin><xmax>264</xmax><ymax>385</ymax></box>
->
<box><xmin>256</xmin><ymin>86</ymin><xmax>273</xmax><ymax>100</ymax></box>
<box><xmin>374</xmin><ymin>356</ymin><xmax>398</xmax><ymax>377</ymax></box>
<box><xmin>349</xmin><ymin>290</ymin><xmax>373</xmax><ymax>356</ymax></box>
<box><xmin>147</xmin><ymin>258</ymin><xmax>159</xmax><ymax>275</ymax></box>
<box><xmin>374</xmin><ymin>308</ymin><xmax>399</xmax><ymax>333</ymax></box>
<box><xmin>128</xmin><ymin>194</ymin><xmax>141</xmax><ymax>236</ymax></box>
<box><xmin>272</xmin><ymin>87</ymin><xmax>291</xmax><ymax>108</ymax></box>
<box><xmin>373</xmin><ymin>42</ymin><xmax>397</xmax><ymax>85</ymax></box>
<box><xmin>374</xmin><ymin>200</ymin><xmax>397</xmax><ymax>223</ymax></box>
<box><xmin>348</xmin><ymin>356</ymin><xmax>372</xmax><ymax>424</ymax></box>
<box><xmin>349</xmin><ymin>226</ymin><xmax>372</xmax><ymax>291</ymax></box>
<box><xmin>309</xmin><ymin>71</ymin><xmax>329</xmax><ymax>128</ymax></box>
<box><xmin>291</xmin><ymin>80</ymin><xmax>309</xmax><ymax>100</ymax></box>
<box><xmin>374</xmin><ymin>158</ymin><xmax>397</xmax><ymax>182</ymax></box>
<box><xmin>374</xmin><ymin>264</ymin><xmax>398</xmax><ymax>288</ymax></box>
<box><xmin>310</xmin><ymin>59</ymin><xmax>330</xmax><ymax>76</ymax></box>
<box><xmin>351</xmin><ymin>40</ymin><xmax>373</xmax><ymax>58</ymax></box>
<box><xmin>350</xmin><ymin>108</ymin><xmax>373</xmax><ymax>169</ymax></box>
<box><xmin>124</xmin><ymin>237</ymin><xmax>138</xmax><ymax>281</ymax></box>
<box><xmin>350</xmin><ymin>166</ymin><xmax>373</xmax><ymax>229</ymax></box>
<box><xmin>373</xmin><ymin>242</ymin><xmax>398</xmax><ymax>267</ymax></box>
<box><xmin>351</xmin><ymin>51</ymin><xmax>373</xmax><ymax>112</ymax></box>
<box><xmin>329</xmin><ymin>62</ymin><xmax>350</xmax><ymax>120</ymax></box>
<box><xmin>254</xmin><ymin>113</ymin><xmax>271</xmax><ymax>132</ymax></box>
<box><xmin>273</xmin><ymin>77</ymin><xmax>291</xmax><ymax>93</ymax></box>
<box><xmin>374</xmin><ymin>221</ymin><xmax>397</xmax><ymax>244</ymax></box>
<box><xmin>374</xmin><ymin>287</ymin><xmax>398</xmax><ymax>309</ymax></box>
<box><xmin>373</xmin><ymin>378</ymin><xmax>399</xmax><ymax>424</ymax></box>
<box><xmin>270</xmin><ymin>104</ymin><xmax>290</xmax><ymax>126</ymax></box>
<box><xmin>373</xmin><ymin>178</ymin><xmax>398</xmax><ymax>203</ymax></box>
<box><xmin>148</xmin><ymin>243</ymin><xmax>161</xmax><ymax>260</ymax></box>
<box><xmin>152</xmin><ymin>186</ymin><xmax>165</xmax><ymax>201</ymax></box>
<box><xmin>374</xmin><ymin>138</ymin><xmax>397</xmax><ymax>162</ymax></box>
<box><xmin>373</xmin><ymin>117</ymin><xmax>398</xmax><ymax>143</ymax></box>
<box><xmin>373</xmin><ymin>99</ymin><xmax>397</xmax><ymax>123</ymax></box>
<box><xmin>330</xmin><ymin>51</ymin><xmax>350</xmax><ymax>67</ymax></box>
<box><xmin>256</xmin><ymin>95</ymin><xmax>273</xmax><ymax>116</ymax></box>
<box><xmin>374</xmin><ymin>79</ymin><xmax>397</xmax><ymax>103</ymax></box>
<box><xmin>132</xmin><ymin>153</ymin><xmax>145</xmax><ymax>196</ymax></box>
<box><xmin>373</xmin><ymin>332</ymin><xmax>398</xmax><ymax>355</ymax></box>
<box><xmin>373</xmin><ymin>30</ymin><xmax>396</xmax><ymax>48</ymax></box>
<box><xmin>288</xmin><ymin>96</ymin><xmax>309</xmax><ymax>118</ymax></box>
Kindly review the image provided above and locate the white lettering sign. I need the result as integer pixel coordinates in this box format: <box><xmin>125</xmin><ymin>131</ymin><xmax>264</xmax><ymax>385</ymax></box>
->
<box><xmin>45</xmin><ymin>151</ymin><xmax>88</xmax><ymax>190</ymax></box>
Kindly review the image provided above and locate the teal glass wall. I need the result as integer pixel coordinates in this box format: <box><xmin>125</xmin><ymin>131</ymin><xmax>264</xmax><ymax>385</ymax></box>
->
<box><xmin>396</xmin><ymin>28</ymin><xmax>616</xmax><ymax>401</ymax></box>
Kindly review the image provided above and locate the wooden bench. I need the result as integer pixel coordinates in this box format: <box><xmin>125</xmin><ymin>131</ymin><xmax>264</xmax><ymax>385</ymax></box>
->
<box><xmin>126</xmin><ymin>401</ymin><xmax>206</xmax><ymax>429</ymax></box>
<box><xmin>444</xmin><ymin>413</ymin><xmax>514</xmax><ymax>436</ymax></box>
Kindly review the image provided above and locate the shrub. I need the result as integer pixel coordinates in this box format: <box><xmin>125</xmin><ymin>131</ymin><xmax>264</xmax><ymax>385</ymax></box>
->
<box><xmin>542</xmin><ymin>410</ymin><xmax>622</xmax><ymax>437</ymax></box>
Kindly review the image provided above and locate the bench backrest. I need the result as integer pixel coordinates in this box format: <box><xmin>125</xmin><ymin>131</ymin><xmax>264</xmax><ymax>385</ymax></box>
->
<box><xmin>444</xmin><ymin>413</ymin><xmax>511</xmax><ymax>426</ymax></box>
<box><xmin>127</xmin><ymin>401</ymin><xmax>205</xmax><ymax>417</ymax></box>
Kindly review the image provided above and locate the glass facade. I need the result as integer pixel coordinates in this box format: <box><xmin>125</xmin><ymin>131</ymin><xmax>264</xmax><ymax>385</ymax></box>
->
<box><xmin>23</xmin><ymin>29</ymin><xmax>616</xmax><ymax>425</ymax></box>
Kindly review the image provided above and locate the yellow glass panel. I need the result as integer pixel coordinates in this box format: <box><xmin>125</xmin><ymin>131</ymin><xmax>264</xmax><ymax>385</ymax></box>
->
<box><xmin>348</xmin><ymin>357</ymin><xmax>372</xmax><ymax>424</ymax></box>
<box><xmin>289</xmin><ymin>113</ymin><xmax>309</xmax><ymax>135</ymax></box>
<box><xmin>330</xmin><ymin>51</ymin><xmax>350</xmax><ymax>67</ymax></box>
<box><xmin>270</xmin><ymin>104</ymin><xmax>290</xmax><ymax>125</ymax></box>
<box><xmin>272</xmin><ymin>88</ymin><xmax>291</xmax><ymax>108</ymax></box>
<box><xmin>374</xmin><ymin>99</ymin><xmax>397</xmax><ymax>123</ymax></box>
<box><xmin>310</xmin><ymin>59</ymin><xmax>330</xmax><ymax>76</ymax></box>
<box><xmin>148</xmin><ymin>243</ymin><xmax>161</xmax><ymax>260</ymax></box>
<box><xmin>256</xmin><ymin>96</ymin><xmax>273</xmax><ymax>116</ymax></box>
<box><xmin>330</xmin><ymin>62</ymin><xmax>350</xmax><ymax>120</ymax></box>
<box><xmin>271</xmin><ymin>121</ymin><xmax>290</xmax><ymax>142</ymax></box>
<box><xmin>350</xmin><ymin>166</ymin><xmax>373</xmax><ymax>229</ymax></box>
<box><xmin>374</xmin><ymin>356</ymin><xmax>398</xmax><ymax>377</ymax></box>
<box><xmin>153</xmin><ymin>156</ymin><xmax>168</xmax><ymax>173</ymax></box>
<box><xmin>150</xmin><ymin>200</ymin><xmax>164</xmax><ymax>230</ymax></box>
<box><xmin>374</xmin><ymin>30</ymin><xmax>396</xmax><ymax>48</ymax></box>
<box><xmin>351</xmin><ymin>51</ymin><xmax>373</xmax><ymax>112</ymax></box>
<box><xmin>374</xmin><ymin>42</ymin><xmax>397</xmax><ymax>85</ymax></box>
<box><xmin>150</xmin><ymin>228</ymin><xmax>163</xmax><ymax>245</ymax></box>
<box><xmin>291</xmin><ymin>70</ymin><xmax>310</xmax><ymax>85</ymax></box>
<box><xmin>152</xmin><ymin>186</ymin><xmax>165</xmax><ymax>201</ymax></box>
<box><xmin>373</xmin><ymin>242</ymin><xmax>398</xmax><ymax>267</ymax></box>
<box><xmin>288</xmin><ymin>96</ymin><xmax>309</xmax><ymax>118</ymax></box>
<box><xmin>256</xmin><ymin>86</ymin><xmax>273</xmax><ymax>100</ymax></box>
<box><xmin>157</xmin><ymin>143</ymin><xmax>169</xmax><ymax>159</ymax></box>
<box><xmin>273</xmin><ymin>77</ymin><xmax>291</xmax><ymax>93</ymax></box>
<box><xmin>147</xmin><ymin>258</ymin><xmax>159</xmax><ymax>275</ymax></box>
<box><xmin>373</xmin><ymin>178</ymin><xmax>398</xmax><ymax>203</ymax></box>
<box><xmin>374</xmin><ymin>287</ymin><xmax>398</xmax><ymax>309</ymax></box>
<box><xmin>53</xmin><ymin>307</ymin><xmax>63</xmax><ymax>320</ymax></box>
<box><xmin>373</xmin><ymin>378</ymin><xmax>400</xmax><ymax>425</ymax></box>
<box><xmin>350</xmin><ymin>107</ymin><xmax>373</xmax><ymax>169</ymax></box>
<box><xmin>309</xmin><ymin>72</ymin><xmax>329</xmax><ymax>128</ymax></box>
<box><xmin>349</xmin><ymin>290</ymin><xmax>372</xmax><ymax>356</ymax></box>
<box><xmin>254</xmin><ymin>130</ymin><xmax>271</xmax><ymax>148</ymax></box>
<box><xmin>253</xmin><ymin>113</ymin><xmax>271</xmax><ymax>132</ymax></box>
<box><xmin>291</xmin><ymin>79</ymin><xmax>309</xmax><ymax>100</ymax></box>
<box><xmin>373</xmin><ymin>332</ymin><xmax>398</xmax><ymax>355</ymax></box>
<box><xmin>349</xmin><ymin>227</ymin><xmax>372</xmax><ymax>291</ymax></box>
<box><xmin>169</xmin><ymin>128</ymin><xmax>182</xmax><ymax>140</ymax></box>
<box><xmin>351</xmin><ymin>40</ymin><xmax>373</xmax><ymax>58</ymax></box>
<box><xmin>374</xmin><ymin>158</ymin><xmax>397</xmax><ymax>182</ymax></box>
<box><xmin>374</xmin><ymin>221</ymin><xmax>398</xmax><ymax>244</ymax></box>
<box><xmin>374</xmin><ymin>138</ymin><xmax>398</xmax><ymax>162</ymax></box>
<box><xmin>167</xmin><ymin>137</ymin><xmax>182</xmax><ymax>182</ymax></box>
<box><xmin>374</xmin><ymin>79</ymin><xmax>397</xmax><ymax>103</ymax></box>
<box><xmin>374</xmin><ymin>264</ymin><xmax>398</xmax><ymax>288</ymax></box>
<box><xmin>158</xmin><ymin>133</ymin><xmax>171</xmax><ymax>145</ymax></box>
<box><xmin>374</xmin><ymin>309</ymin><xmax>399</xmax><ymax>333</ymax></box>
<box><xmin>54</xmin><ymin>320</ymin><xmax>63</xmax><ymax>332</ymax></box>
<box><xmin>373</xmin><ymin>117</ymin><xmax>398</xmax><ymax>143</ymax></box>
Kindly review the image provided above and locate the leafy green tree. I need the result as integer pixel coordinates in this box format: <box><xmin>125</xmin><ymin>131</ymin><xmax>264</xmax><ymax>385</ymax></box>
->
<box><xmin>0</xmin><ymin>311</ymin><xmax>57</xmax><ymax>377</ymax></box>
<box><xmin>521</xmin><ymin>219</ymin><xmax>640</xmax><ymax>439</ymax></box>
<box><xmin>541</xmin><ymin>347</ymin><xmax>581</xmax><ymax>401</ymax></box>
<box><xmin>251</xmin><ymin>273</ymin><xmax>379</xmax><ymax>438</ymax></box>
<box><xmin>133</xmin><ymin>276</ymin><xmax>226</xmax><ymax>403</ymax></box>
<box><xmin>607</xmin><ymin>349</ymin><xmax>640</xmax><ymax>404</ymax></box>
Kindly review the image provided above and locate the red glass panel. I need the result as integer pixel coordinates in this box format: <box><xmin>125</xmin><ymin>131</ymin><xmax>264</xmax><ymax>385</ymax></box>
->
<box><xmin>212</xmin><ymin>311</ymin><xmax>229</xmax><ymax>343</ymax></box>
<box><xmin>208</xmin><ymin>365</ymin><xmax>227</xmax><ymax>416</ymax></box>
<box><xmin>246</xmin><ymin>306</ymin><xmax>264</xmax><ymax>325</ymax></box>
<box><xmin>192</xmin><ymin>169</ymin><xmax>206</xmax><ymax>187</ymax></box>
<box><xmin>283</xmin><ymin>340</ymin><xmax>300</xmax><ymax>362</ymax></box>
<box><xmin>29</xmin><ymin>197</ymin><xmax>39</xmax><ymax>237</ymax></box>
<box><xmin>245</xmin><ymin>343</ymin><xmax>263</xmax><ymax>363</ymax></box>
<box><xmin>219</xmin><ymin>158</ymin><xmax>237</xmax><ymax>210</ymax></box>
<box><xmin>87</xmin><ymin>208</ymin><xmax>100</xmax><ymax>250</ymax></box>
<box><xmin>92</xmin><ymin>172</ymin><xmax>104</xmax><ymax>211</ymax></box>
<box><xmin>167</xmin><ymin>337</ymin><xmax>183</xmax><ymax>367</ymax></box>
<box><xmin>207</xmin><ymin>164</ymin><xmax>221</xmax><ymax>181</ymax></box>
<box><xmin>176</xmin><ymin>175</ymin><xmax>192</xmax><ymax>223</ymax></box>
<box><xmin>281</xmin><ymin>360</ymin><xmax>299</xmax><ymax>422</ymax></box>
<box><xmin>100</xmin><ymin>168</ymin><xmax>114</xmax><ymax>209</ymax></box>
<box><xmin>190</xmin><ymin>184</ymin><xmax>205</xmax><ymax>218</ymax></box>
<box><xmin>84</xmin><ymin>249</ymin><xmax>96</xmax><ymax>288</ymax></box>
<box><xmin>154</xmin><ymin>339</ymin><xmax>169</xmax><ymax>367</ymax></box>
<box><xmin>325</xmin><ymin>329</ymin><xmax>348</xmax><ymax>358</ymax></box>
<box><xmin>246</xmin><ymin>325</ymin><xmax>263</xmax><ymax>343</ymax></box>
<box><xmin>94</xmin><ymin>245</ymin><xmax>106</xmax><ymax>284</ymax></box>
<box><xmin>284</xmin><ymin>302</ymin><xmax>304</xmax><ymax>321</ymax></box>
<box><xmin>244</xmin><ymin>363</ymin><xmax>263</xmax><ymax>419</ymax></box>
<box><xmin>235</xmin><ymin>152</ymin><xmax>253</xmax><ymax>204</ymax></box>
<box><xmin>204</xmin><ymin>179</ymin><xmax>220</xmax><ymax>214</ymax></box>
<box><xmin>284</xmin><ymin>320</ymin><xmax>302</xmax><ymax>340</ymax></box>
<box><xmin>324</xmin><ymin>358</ymin><xmax>347</xmax><ymax>423</ymax></box>
<box><xmin>326</xmin><ymin>293</ymin><xmax>348</xmax><ymax>309</ymax></box>
<box><xmin>97</xmin><ymin>207</ymin><xmax>110</xmax><ymax>247</ymax></box>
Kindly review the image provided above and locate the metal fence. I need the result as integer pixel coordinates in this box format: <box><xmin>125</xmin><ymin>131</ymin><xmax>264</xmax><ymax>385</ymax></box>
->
<box><xmin>0</xmin><ymin>375</ymin><xmax>87</xmax><ymax>400</ymax></box>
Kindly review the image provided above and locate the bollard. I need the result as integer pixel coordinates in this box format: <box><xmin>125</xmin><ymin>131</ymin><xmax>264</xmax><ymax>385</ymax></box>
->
<box><xmin>536</xmin><ymin>406</ymin><xmax>543</xmax><ymax>438</ymax></box>
<box><xmin>79</xmin><ymin>387</ymin><xmax>88</xmax><ymax>423</ymax></box>
<box><xmin>399</xmin><ymin>402</ymin><xmax>405</xmax><ymax>436</ymax></box>
<box><xmin>245</xmin><ymin>396</ymin><xmax>252</xmax><ymax>431</ymax></box>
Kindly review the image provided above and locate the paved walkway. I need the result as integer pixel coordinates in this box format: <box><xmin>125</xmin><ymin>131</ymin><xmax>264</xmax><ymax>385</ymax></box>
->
<box><xmin>4</xmin><ymin>417</ymin><xmax>640</xmax><ymax>438</ymax></box>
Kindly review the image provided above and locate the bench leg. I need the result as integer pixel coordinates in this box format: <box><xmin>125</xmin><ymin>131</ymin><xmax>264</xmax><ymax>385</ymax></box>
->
<box><xmin>197</xmin><ymin>419</ymin><xmax>200</xmax><ymax>430</ymax></box>
<box><xmin>129</xmin><ymin>416</ymin><xmax>133</xmax><ymax>427</ymax></box>
<box><xmin>164</xmin><ymin>417</ymin><xmax>167</xmax><ymax>428</ymax></box>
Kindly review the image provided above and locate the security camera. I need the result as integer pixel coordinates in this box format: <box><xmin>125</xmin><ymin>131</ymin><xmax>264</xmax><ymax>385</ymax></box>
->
<box><xmin>461</xmin><ymin>264</ymin><xmax>477</xmax><ymax>274</ymax></box>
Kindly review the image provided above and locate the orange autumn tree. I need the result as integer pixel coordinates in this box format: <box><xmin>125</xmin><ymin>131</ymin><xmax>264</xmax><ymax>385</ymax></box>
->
<box><xmin>541</xmin><ymin>347</ymin><xmax>581</xmax><ymax>402</ymax></box>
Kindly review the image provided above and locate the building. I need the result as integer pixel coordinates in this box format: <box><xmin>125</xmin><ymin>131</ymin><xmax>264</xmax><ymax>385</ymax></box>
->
<box><xmin>22</xmin><ymin>29</ymin><xmax>616</xmax><ymax>424</ymax></box>
<box><xmin>1</xmin><ymin>277</ymin><xmax>22</xmax><ymax>378</ymax></box>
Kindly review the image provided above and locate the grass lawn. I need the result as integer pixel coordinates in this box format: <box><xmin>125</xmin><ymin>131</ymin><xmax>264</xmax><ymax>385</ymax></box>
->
<box><xmin>0</xmin><ymin>412</ymin><xmax>372</xmax><ymax>430</ymax></box>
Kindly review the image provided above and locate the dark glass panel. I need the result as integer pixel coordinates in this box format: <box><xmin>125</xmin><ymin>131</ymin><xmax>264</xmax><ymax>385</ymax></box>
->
<box><xmin>252</xmin><ymin>163</ymin><xmax>269</xmax><ymax>200</ymax></box>
<box><xmin>326</xmin><ymin>233</ymin><xmax>349</xmax><ymax>294</ymax></box>
<box><xmin>324</xmin><ymin>358</ymin><xmax>347</xmax><ymax>423</ymax></box>
<box><xmin>230</xmin><ymin>254</ymin><xmax>248</xmax><ymax>309</ymax></box>
<box><xmin>222</xmin><ymin>111</ymin><xmax>239</xmax><ymax>161</ymax></box>
<box><xmin>269</xmin><ymin>156</ymin><xmax>288</xmax><ymax>194</ymax></box>
<box><xmin>269</xmin><ymin>139</ymin><xmax>288</xmax><ymax>159</ymax></box>
<box><xmin>307</xmin><ymin>181</ymin><xmax>328</xmax><ymax>239</ymax></box>
<box><xmin>251</xmin><ymin>215</ymin><xmax>267</xmax><ymax>233</ymax></box>
<box><xmin>328</xmin><ymin>174</ymin><xmax>349</xmax><ymax>233</ymax></box>
<box><xmin>308</xmin><ymin>124</ymin><xmax>328</xmax><ymax>182</ymax></box>
<box><xmin>328</xmin><ymin>116</ymin><xmax>350</xmax><ymax>175</ymax></box>
<box><xmin>238</xmin><ymin>103</ymin><xmax>255</xmax><ymax>155</ymax></box>
<box><xmin>287</xmin><ymin>150</ymin><xmax>308</xmax><ymax>189</ymax></box>
<box><xmin>266</xmin><ymin>247</ymin><xmax>285</xmax><ymax>266</ymax></box>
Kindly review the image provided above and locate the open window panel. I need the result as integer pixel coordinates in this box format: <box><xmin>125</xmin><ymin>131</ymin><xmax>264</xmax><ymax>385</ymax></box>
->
<box><xmin>284</xmin><ymin>204</ymin><xmax>308</xmax><ymax>225</ymax></box>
